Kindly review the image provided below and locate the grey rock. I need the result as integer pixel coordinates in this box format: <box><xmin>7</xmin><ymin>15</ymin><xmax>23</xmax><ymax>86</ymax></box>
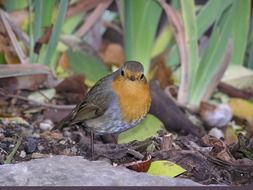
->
<box><xmin>0</xmin><ymin>156</ymin><xmax>202</xmax><ymax>186</ymax></box>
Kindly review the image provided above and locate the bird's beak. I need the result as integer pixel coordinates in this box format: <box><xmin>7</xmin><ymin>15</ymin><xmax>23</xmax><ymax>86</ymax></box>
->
<box><xmin>129</xmin><ymin>75</ymin><xmax>135</xmax><ymax>81</ymax></box>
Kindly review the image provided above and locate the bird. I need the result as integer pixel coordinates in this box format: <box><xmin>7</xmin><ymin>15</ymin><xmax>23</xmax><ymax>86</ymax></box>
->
<box><xmin>54</xmin><ymin>61</ymin><xmax>151</xmax><ymax>158</ymax></box>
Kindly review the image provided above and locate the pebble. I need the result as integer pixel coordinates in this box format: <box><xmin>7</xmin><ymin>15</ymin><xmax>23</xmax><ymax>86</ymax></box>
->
<box><xmin>39</xmin><ymin>120</ymin><xmax>54</xmax><ymax>131</ymax></box>
<box><xmin>59</xmin><ymin>140</ymin><xmax>66</xmax><ymax>145</ymax></box>
<box><xmin>71</xmin><ymin>146</ymin><xmax>77</xmax><ymax>154</ymax></box>
<box><xmin>208</xmin><ymin>128</ymin><xmax>224</xmax><ymax>139</ymax></box>
<box><xmin>0</xmin><ymin>133</ymin><xmax>5</xmax><ymax>141</ymax></box>
<box><xmin>37</xmin><ymin>145</ymin><xmax>44</xmax><ymax>151</ymax></box>
<box><xmin>20</xmin><ymin>151</ymin><xmax>26</xmax><ymax>158</ymax></box>
<box><xmin>24</xmin><ymin>137</ymin><xmax>37</xmax><ymax>154</ymax></box>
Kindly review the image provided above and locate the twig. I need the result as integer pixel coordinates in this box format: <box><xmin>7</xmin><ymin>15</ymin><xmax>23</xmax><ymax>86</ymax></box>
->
<box><xmin>218</xmin><ymin>82</ymin><xmax>253</xmax><ymax>99</ymax></box>
<box><xmin>161</xmin><ymin>133</ymin><xmax>173</xmax><ymax>150</ymax></box>
<box><xmin>75</xmin><ymin>0</ymin><xmax>112</xmax><ymax>37</ymax></box>
<box><xmin>127</xmin><ymin>149</ymin><xmax>144</xmax><ymax>160</ymax></box>
<box><xmin>0</xmin><ymin>10</ymin><xmax>27</xmax><ymax>64</ymax></box>
<box><xmin>0</xmin><ymin>89</ymin><xmax>75</xmax><ymax>110</ymax></box>
<box><xmin>158</xmin><ymin>0</ymin><xmax>189</xmax><ymax>105</ymax></box>
<box><xmin>4</xmin><ymin>136</ymin><xmax>23</xmax><ymax>164</ymax></box>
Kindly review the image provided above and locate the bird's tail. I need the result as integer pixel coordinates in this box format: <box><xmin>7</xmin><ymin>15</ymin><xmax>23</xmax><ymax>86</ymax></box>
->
<box><xmin>51</xmin><ymin>111</ymin><xmax>74</xmax><ymax>131</ymax></box>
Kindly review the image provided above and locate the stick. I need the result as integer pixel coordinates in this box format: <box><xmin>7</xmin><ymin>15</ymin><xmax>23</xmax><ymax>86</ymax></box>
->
<box><xmin>4</xmin><ymin>136</ymin><xmax>23</xmax><ymax>164</ymax></box>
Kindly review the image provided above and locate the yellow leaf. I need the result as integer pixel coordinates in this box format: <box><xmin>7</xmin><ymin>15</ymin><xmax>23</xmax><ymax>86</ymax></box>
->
<box><xmin>225</xmin><ymin>126</ymin><xmax>238</xmax><ymax>145</ymax></box>
<box><xmin>147</xmin><ymin>160</ymin><xmax>186</xmax><ymax>178</ymax></box>
<box><xmin>229</xmin><ymin>98</ymin><xmax>253</xmax><ymax>119</ymax></box>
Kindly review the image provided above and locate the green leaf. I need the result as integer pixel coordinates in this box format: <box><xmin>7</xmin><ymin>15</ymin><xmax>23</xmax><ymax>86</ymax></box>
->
<box><xmin>180</xmin><ymin>0</ymin><xmax>199</xmax><ymax>100</ymax></box>
<box><xmin>189</xmin><ymin>1</ymin><xmax>234</xmax><ymax>106</ymax></box>
<box><xmin>196</xmin><ymin>0</ymin><xmax>233</xmax><ymax>38</ymax></box>
<box><xmin>62</xmin><ymin>14</ymin><xmax>84</xmax><ymax>34</ymax></box>
<box><xmin>67</xmin><ymin>49</ymin><xmax>109</xmax><ymax>83</ymax></box>
<box><xmin>41</xmin><ymin>0</ymin><xmax>55</xmax><ymax>27</ymax></box>
<box><xmin>147</xmin><ymin>160</ymin><xmax>186</xmax><ymax>178</ymax></box>
<box><xmin>151</xmin><ymin>25</ymin><xmax>173</xmax><ymax>58</ymax></box>
<box><xmin>230</xmin><ymin>0</ymin><xmax>251</xmax><ymax>65</ymax></box>
<box><xmin>42</xmin><ymin>0</ymin><xmax>68</xmax><ymax>68</ymax></box>
<box><xmin>118</xmin><ymin>114</ymin><xmax>164</xmax><ymax>144</ymax></box>
<box><xmin>124</xmin><ymin>0</ymin><xmax>162</xmax><ymax>74</ymax></box>
<box><xmin>30</xmin><ymin>0</ymin><xmax>56</xmax><ymax>63</ymax></box>
<box><xmin>4</xmin><ymin>0</ymin><xmax>28</xmax><ymax>11</ymax></box>
<box><xmin>0</xmin><ymin>53</ymin><xmax>5</xmax><ymax>64</ymax></box>
<box><xmin>166</xmin><ymin>0</ymin><xmax>233</xmax><ymax>67</ymax></box>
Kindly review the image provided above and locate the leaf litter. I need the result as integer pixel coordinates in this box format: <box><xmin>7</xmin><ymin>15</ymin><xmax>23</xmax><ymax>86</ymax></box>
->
<box><xmin>0</xmin><ymin>65</ymin><xmax>253</xmax><ymax>186</ymax></box>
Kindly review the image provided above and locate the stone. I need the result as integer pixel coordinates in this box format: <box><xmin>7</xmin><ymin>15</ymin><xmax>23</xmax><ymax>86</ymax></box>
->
<box><xmin>24</xmin><ymin>137</ymin><xmax>37</xmax><ymax>154</ymax></box>
<box><xmin>0</xmin><ymin>156</ymin><xmax>202</xmax><ymax>186</ymax></box>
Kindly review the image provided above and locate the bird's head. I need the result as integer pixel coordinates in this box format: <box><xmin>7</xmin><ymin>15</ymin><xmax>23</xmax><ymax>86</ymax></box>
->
<box><xmin>119</xmin><ymin>61</ymin><xmax>146</xmax><ymax>82</ymax></box>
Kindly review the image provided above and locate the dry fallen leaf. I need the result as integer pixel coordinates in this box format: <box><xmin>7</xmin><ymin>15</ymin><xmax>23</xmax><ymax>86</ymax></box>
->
<box><xmin>151</xmin><ymin>54</ymin><xmax>174</xmax><ymax>89</ymax></box>
<box><xmin>55</xmin><ymin>74</ymin><xmax>87</xmax><ymax>104</ymax></box>
<box><xmin>58</xmin><ymin>52</ymin><xmax>69</xmax><ymax>69</ymax></box>
<box><xmin>100</xmin><ymin>43</ymin><xmax>124</xmax><ymax>67</ymax></box>
<box><xmin>34</xmin><ymin>25</ymin><xmax>53</xmax><ymax>54</ymax></box>
<box><xmin>202</xmin><ymin>135</ymin><xmax>236</xmax><ymax>163</ymax></box>
<box><xmin>0</xmin><ymin>64</ymin><xmax>51</xmax><ymax>92</ymax></box>
<box><xmin>0</xmin><ymin>20</ymin><xmax>19</xmax><ymax>64</ymax></box>
<box><xmin>122</xmin><ymin>155</ymin><xmax>152</xmax><ymax>173</ymax></box>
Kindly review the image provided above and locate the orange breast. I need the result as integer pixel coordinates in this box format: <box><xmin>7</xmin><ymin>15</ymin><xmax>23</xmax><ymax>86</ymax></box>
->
<box><xmin>112</xmin><ymin>77</ymin><xmax>151</xmax><ymax>122</ymax></box>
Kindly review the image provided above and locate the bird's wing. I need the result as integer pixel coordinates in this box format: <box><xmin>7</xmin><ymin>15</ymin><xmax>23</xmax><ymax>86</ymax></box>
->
<box><xmin>70</xmin><ymin>101</ymin><xmax>105</xmax><ymax>122</ymax></box>
<box><xmin>54</xmin><ymin>75</ymin><xmax>114</xmax><ymax>131</ymax></box>
<box><xmin>55</xmin><ymin>101</ymin><xmax>106</xmax><ymax>130</ymax></box>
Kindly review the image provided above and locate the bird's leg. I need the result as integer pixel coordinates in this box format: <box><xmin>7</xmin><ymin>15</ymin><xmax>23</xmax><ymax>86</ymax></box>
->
<box><xmin>90</xmin><ymin>130</ymin><xmax>94</xmax><ymax>160</ymax></box>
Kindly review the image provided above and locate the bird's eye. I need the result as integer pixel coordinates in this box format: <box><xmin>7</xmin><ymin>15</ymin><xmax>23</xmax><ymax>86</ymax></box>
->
<box><xmin>121</xmin><ymin>70</ymin><xmax>125</xmax><ymax>76</ymax></box>
<box><xmin>140</xmin><ymin>74</ymin><xmax>144</xmax><ymax>80</ymax></box>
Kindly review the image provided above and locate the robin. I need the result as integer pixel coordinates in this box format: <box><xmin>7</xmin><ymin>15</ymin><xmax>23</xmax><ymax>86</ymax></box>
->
<box><xmin>55</xmin><ymin>61</ymin><xmax>151</xmax><ymax>157</ymax></box>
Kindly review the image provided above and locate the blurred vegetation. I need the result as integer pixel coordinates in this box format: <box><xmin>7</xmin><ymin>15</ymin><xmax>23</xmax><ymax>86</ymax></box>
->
<box><xmin>0</xmin><ymin>0</ymin><xmax>252</xmax><ymax>139</ymax></box>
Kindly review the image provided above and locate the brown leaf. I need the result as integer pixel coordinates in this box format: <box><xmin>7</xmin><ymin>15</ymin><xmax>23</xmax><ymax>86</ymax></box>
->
<box><xmin>100</xmin><ymin>43</ymin><xmax>124</xmax><ymax>67</ymax></box>
<box><xmin>34</xmin><ymin>25</ymin><xmax>53</xmax><ymax>54</ymax></box>
<box><xmin>122</xmin><ymin>155</ymin><xmax>152</xmax><ymax>173</ymax></box>
<box><xmin>202</xmin><ymin>135</ymin><xmax>235</xmax><ymax>163</ymax></box>
<box><xmin>0</xmin><ymin>20</ymin><xmax>19</xmax><ymax>64</ymax></box>
<box><xmin>40</xmin><ymin>131</ymin><xmax>63</xmax><ymax>141</ymax></box>
<box><xmin>58</xmin><ymin>52</ymin><xmax>69</xmax><ymax>69</ymax></box>
<box><xmin>43</xmin><ymin>108</ymin><xmax>72</xmax><ymax>124</ymax></box>
<box><xmin>9</xmin><ymin>10</ymin><xmax>28</xmax><ymax>28</ymax></box>
<box><xmin>0</xmin><ymin>75</ymin><xmax>47</xmax><ymax>92</ymax></box>
<box><xmin>55</xmin><ymin>74</ymin><xmax>87</xmax><ymax>104</ymax></box>
<box><xmin>151</xmin><ymin>54</ymin><xmax>174</xmax><ymax>89</ymax></box>
<box><xmin>0</xmin><ymin>64</ymin><xmax>52</xmax><ymax>92</ymax></box>
<box><xmin>4</xmin><ymin>49</ymin><xmax>20</xmax><ymax>64</ymax></box>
